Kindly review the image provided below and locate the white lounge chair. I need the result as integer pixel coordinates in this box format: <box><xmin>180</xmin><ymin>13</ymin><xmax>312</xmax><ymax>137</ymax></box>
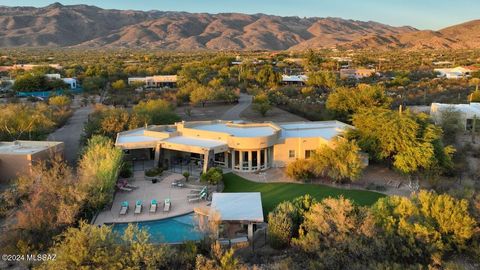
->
<box><xmin>134</xmin><ymin>200</ymin><xmax>142</xmax><ymax>214</ymax></box>
<box><xmin>164</xmin><ymin>198</ymin><xmax>171</xmax><ymax>212</ymax></box>
<box><xmin>118</xmin><ymin>186</ymin><xmax>133</xmax><ymax>192</ymax></box>
<box><xmin>189</xmin><ymin>186</ymin><xmax>207</xmax><ymax>194</ymax></box>
<box><xmin>150</xmin><ymin>199</ymin><xmax>157</xmax><ymax>213</ymax></box>
<box><xmin>188</xmin><ymin>197</ymin><xmax>201</xmax><ymax>203</ymax></box>
<box><xmin>119</xmin><ymin>201</ymin><xmax>128</xmax><ymax>215</ymax></box>
<box><xmin>125</xmin><ymin>183</ymin><xmax>139</xmax><ymax>189</ymax></box>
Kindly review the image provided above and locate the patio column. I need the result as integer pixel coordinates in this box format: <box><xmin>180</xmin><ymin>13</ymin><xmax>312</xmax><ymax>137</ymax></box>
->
<box><xmin>264</xmin><ymin>148</ymin><xmax>268</xmax><ymax>168</ymax></box>
<box><xmin>256</xmin><ymin>150</ymin><xmax>261</xmax><ymax>171</ymax></box>
<box><xmin>154</xmin><ymin>144</ymin><xmax>161</xmax><ymax>167</ymax></box>
<box><xmin>231</xmin><ymin>150</ymin><xmax>235</xmax><ymax>169</ymax></box>
<box><xmin>248</xmin><ymin>223</ymin><xmax>254</xmax><ymax>240</ymax></box>
<box><xmin>248</xmin><ymin>151</ymin><xmax>252</xmax><ymax>171</ymax></box>
<box><xmin>224</xmin><ymin>152</ymin><xmax>229</xmax><ymax>168</ymax></box>
<box><xmin>203</xmin><ymin>150</ymin><xmax>214</xmax><ymax>173</ymax></box>
<box><xmin>239</xmin><ymin>151</ymin><xmax>243</xmax><ymax>171</ymax></box>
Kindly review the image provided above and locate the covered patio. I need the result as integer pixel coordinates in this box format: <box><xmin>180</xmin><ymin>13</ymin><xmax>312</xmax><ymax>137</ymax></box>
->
<box><xmin>208</xmin><ymin>192</ymin><xmax>264</xmax><ymax>241</ymax></box>
<box><xmin>116</xmin><ymin>128</ymin><xmax>230</xmax><ymax>174</ymax></box>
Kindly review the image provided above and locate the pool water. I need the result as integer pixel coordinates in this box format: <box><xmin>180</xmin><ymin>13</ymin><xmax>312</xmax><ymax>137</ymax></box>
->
<box><xmin>112</xmin><ymin>213</ymin><xmax>204</xmax><ymax>244</ymax></box>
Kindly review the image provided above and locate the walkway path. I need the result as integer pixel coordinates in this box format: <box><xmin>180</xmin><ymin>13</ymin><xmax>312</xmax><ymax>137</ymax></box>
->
<box><xmin>220</xmin><ymin>93</ymin><xmax>252</xmax><ymax>120</ymax></box>
<box><xmin>47</xmin><ymin>105</ymin><xmax>93</xmax><ymax>167</ymax></box>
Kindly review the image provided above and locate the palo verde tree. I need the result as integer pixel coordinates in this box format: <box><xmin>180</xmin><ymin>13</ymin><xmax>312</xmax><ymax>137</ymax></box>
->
<box><xmin>350</xmin><ymin>108</ymin><xmax>455</xmax><ymax>176</ymax></box>
<box><xmin>133</xmin><ymin>99</ymin><xmax>180</xmax><ymax>125</ymax></box>
<box><xmin>326</xmin><ymin>84</ymin><xmax>392</xmax><ymax>121</ymax></box>
<box><xmin>252</xmin><ymin>92</ymin><xmax>272</xmax><ymax>117</ymax></box>
<box><xmin>311</xmin><ymin>137</ymin><xmax>364</xmax><ymax>183</ymax></box>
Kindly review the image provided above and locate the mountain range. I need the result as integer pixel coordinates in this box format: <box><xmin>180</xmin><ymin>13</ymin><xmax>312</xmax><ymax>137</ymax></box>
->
<box><xmin>0</xmin><ymin>3</ymin><xmax>479</xmax><ymax>51</ymax></box>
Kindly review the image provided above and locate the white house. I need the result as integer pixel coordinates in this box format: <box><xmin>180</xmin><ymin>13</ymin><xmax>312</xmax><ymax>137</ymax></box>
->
<box><xmin>340</xmin><ymin>68</ymin><xmax>376</xmax><ymax>80</ymax></box>
<box><xmin>45</xmin><ymin>74</ymin><xmax>77</xmax><ymax>89</ymax></box>
<box><xmin>45</xmin><ymin>73</ymin><xmax>61</xmax><ymax>80</ymax></box>
<box><xmin>281</xmin><ymin>74</ymin><xmax>308</xmax><ymax>85</ymax></box>
<box><xmin>434</xmin><ymin>66</ymin><xmax>479</xmax><ymax>79</ymax></box>
<box><xmin>430</xmin><ymin>103</ymin><xmax>480</xmax><ymax>130</ymax></box>
<box><xmin>62</xmin><ymin>78</ymin><xmax>77</xmax><ymax>89</ymax></box>
<box><xmin>128</xmin><ymin>75</ymin><xmax>178</xmax><ymax>88</ymax></box>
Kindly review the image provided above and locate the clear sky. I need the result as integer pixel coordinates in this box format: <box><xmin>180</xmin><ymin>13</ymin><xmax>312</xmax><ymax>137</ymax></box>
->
<box><xmin>2</xmin><ymin>0</ymin><xmax>480</xmax><ymax>30</ymax></box>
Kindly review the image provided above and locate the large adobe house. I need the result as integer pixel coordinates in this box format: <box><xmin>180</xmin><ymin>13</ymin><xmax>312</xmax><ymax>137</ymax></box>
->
<box><xmin>115</xmin><ymin>120</ymin><xmax>353</xmax><ymax>173</ymax></box>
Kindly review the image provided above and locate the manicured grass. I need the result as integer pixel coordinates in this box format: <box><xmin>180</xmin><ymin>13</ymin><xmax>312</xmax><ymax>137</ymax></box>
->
<box><xmin>222</xmin><ymin>173</ymin><xmax>385</xmax><ymax>216</ymax></box>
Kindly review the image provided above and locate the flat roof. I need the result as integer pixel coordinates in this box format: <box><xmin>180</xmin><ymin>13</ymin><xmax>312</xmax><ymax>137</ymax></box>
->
<box><xmin>116</xmin><ymin>135</ymin><xmax>161</xmax><ymax>144</ymax></box>
<box><xmin>0</xmin><ymin>141</ymin><xmax>62</xmax><ymax>155</ymax></box>
<box><xmin>432</xmin><ymin>103</ymin><xmax>480</xmax><ymax>116</ymax></box>
<box><xmin>193</xmin><ymin>123</ymin><xmax>276</xmax><ymax>137</ymax></box>
<box><xmin>210</xmin><ymin>192</ymin><xmax>264</xmax><ymax>222</ymax></box>
<box><xmin>280</xmin><ymin>121</ymin><xmax>351</xmax><ymax>140</ymax></box>
<box><xmin>163</xmin><ymin>136</ymin><xmax>226</xmax><ymax>148</ymax></box>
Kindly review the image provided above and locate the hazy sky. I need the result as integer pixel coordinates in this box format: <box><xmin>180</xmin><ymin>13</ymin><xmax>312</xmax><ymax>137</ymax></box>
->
<box><xmin>2</xmin><ymin>0</ymin><xmax>480</xmax><ymax>30</ymax></box>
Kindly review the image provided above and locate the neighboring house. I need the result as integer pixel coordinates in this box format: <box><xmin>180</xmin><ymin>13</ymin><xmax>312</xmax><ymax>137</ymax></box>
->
<box><xmin>430</xmin><ymin>103</ymin><xmax>480</xmax><ymax>130</ymax></box>
<box><xmin>0</xmin><ymin>141</ymin><xmax>64</xmax><ymax>182</ymax></box>
<box><xmin>115</xmin><ymin>120</ymin><xmax>353</xmax><ymax>173</ymax></box>
<box><xmin>0</xmin><ymin>64</ymin><xmax>63</xmax><ymax>72</ymax></box>
<box><xmin>61</xmin><ymin>78</ymin><xmax>78</xmax><ymax>89</ymax></box>
<box><xmin>432</xmin><ymin>61</ymin><xmax>453</xmax><ymax>66</ymax></box>
<box><xmin>45</xmin><ymin>73</ymin><xmax>78</xmax><ymax>89</ymax></box>
<box><xmin>281</xmin><ymin>74</ymin><xmax>308</xmax><ymax>85</ymax></box>
<box><xmin>127</xmin><ymin>75</ymin><xmax>178</xmax><ymax>88</ymax></box>
<box><xmin>434</xmin><ymin>66</ymin><xmax>479</xmax><ymax>79</ymax></box>
<box><xmin>13</xmin><ymin>64</ymin><xmax>62</xmax><ymax>70</ymax></box>
<box><xmin>340</xmin><ymin>68</ymin><xmax>376</xmax><ymax>79</ymax></box>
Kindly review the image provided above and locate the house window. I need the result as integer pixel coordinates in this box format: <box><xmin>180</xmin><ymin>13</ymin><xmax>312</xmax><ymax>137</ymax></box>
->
<box><xmin>305</xmin><ymin>150</ymin><xmax>314</xmax><ymax>159</ymax></box>
<box><xmin>289</xmin><ymin>150</ymin><xmax>295</xmax><ymax>158</ymax></box>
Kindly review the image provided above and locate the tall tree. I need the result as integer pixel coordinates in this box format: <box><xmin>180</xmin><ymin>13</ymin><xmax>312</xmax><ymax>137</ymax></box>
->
<box><xmin>190</xmin><ymin>85</ymin><xmax>214</xmax><ymax>107</ymax></box>
<box><xmin>326</xmin><ymin>84</ymin><xmax>391</xmax><ymax>120</ymax></box>
<box><xmin>252</xmin><ymin>92</ymin><xmax>272</xmax><ymax>117</ymax></box>
<box><xmin>351</xmin><ymin>108</ymin><xmax>454</xmax><ymax>175</ymax></box>
<box><xmin>133</xmin><ymin>99</ymin><xmax>180</xmax><ymax>125</ymax></box>
<box><xmin>311</xmin><ymin>137</ymin><xmax>364</xmax><ymax>182</ymax></box>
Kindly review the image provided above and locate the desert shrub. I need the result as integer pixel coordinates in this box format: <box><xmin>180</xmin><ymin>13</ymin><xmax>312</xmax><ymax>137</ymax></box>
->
<box><xmin>145</xmin><ymin>167</ymin><xmax>163</xmax><ymax>177</ymax></box>
<box><xmin>285</xmin><ymin>159</ymin><xmax>314</xmax><ymax>181</ymax></box>
<box><xmin>200</xmin><ymin>167</ymin><xmax>223</xmax><ymax>185</ymax></box>
<box><xmin>119</xmin><ymin>163</ymin><xmax>133</xmax><ymax>178</ymax></box>
<box><xmin>268</xmin><ymin>201</ymin><xmax>297</xmax><ymax>249</ymax></box>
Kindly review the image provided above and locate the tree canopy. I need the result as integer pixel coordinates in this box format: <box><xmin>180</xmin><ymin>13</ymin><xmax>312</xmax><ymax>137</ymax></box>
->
<box><xmin>351</xmin><ymin>108</ymin><xmax>454</xmax><ymax>175</ymax></box>
<box><xmin>326</xmin><ymin>84</ymin><xmax>392</xmax><ymax>120</ymax></box>
<box><xmin>311</xmin><ymin>137</ymin><xmax>364</xmax><ymax>182</ymax></box>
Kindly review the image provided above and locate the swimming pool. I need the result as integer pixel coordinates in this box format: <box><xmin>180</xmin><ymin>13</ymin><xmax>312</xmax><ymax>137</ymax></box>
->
<box><xmin>112</xmin><ymin>213</ymin><xmax>204</xmax><ymax>244</ymax></box>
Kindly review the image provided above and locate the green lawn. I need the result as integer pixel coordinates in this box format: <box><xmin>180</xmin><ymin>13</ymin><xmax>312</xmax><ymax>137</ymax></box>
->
<box><xmin>222</xmin><ymin>173</ymin><xmax>386</xmax><ymax>216</ymax></box>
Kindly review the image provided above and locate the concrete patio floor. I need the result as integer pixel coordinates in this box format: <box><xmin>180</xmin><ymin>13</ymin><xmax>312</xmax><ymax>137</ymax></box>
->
<box><xmin>93</xmin><ymin>171</ymin><xmax>209</xmax><ymax>225</ymax></box>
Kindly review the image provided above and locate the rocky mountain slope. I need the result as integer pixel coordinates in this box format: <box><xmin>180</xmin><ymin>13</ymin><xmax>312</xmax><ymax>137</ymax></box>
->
<box><xmin>0</xmin><ymin>3</ymin><xmax>479</xmax><ymax>50</ymax></box>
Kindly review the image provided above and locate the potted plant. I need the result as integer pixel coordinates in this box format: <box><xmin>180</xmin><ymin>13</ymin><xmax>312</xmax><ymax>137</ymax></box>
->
<box><xmin>183</xmin><ymin>172</ymin><xmax>190</xmax><ymax>182</ymax></box>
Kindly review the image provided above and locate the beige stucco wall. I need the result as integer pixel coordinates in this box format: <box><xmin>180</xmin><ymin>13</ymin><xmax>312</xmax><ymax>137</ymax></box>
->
<box><xmin>0</xmin><ymin>143</ymin><xmax>64</xmax><ymax>183</ymax></box>
<box><xmin>179</xmin><ymin>121</ymin><xmax>280</xmax><ymax>150</ymax></box>
<box><xmin>0</xmin><ymin>154</ymin><xmax>31</xmax><ymax>182</ymax></box>
<box><xmin>272</xmin><ymin>137</ymin><xmax>331</xmax><ymax>167</ymax></box>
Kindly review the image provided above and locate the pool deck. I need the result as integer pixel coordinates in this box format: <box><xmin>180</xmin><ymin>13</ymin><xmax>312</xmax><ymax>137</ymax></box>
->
<box><xmin>93</xmin><ymin>171</ymin><xmax>209</xmax><ymax>225</ymax></box>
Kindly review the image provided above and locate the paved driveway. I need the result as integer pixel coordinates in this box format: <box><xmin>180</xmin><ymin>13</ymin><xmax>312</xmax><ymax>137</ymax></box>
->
<box><xmin>221</xmin><ymin>93</ymin><xmax>252</xmax><ymax>120</ymax></box>
<box><xmin>47</xmin><ymin>106</ymin><xmax>93</xmax><ymax>166</ymax></box>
